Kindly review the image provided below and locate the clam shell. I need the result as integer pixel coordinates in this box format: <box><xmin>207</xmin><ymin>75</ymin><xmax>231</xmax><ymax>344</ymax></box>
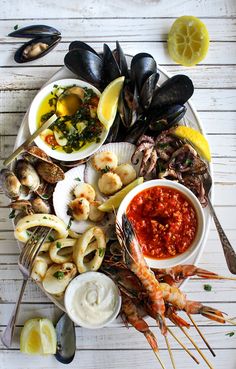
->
<box><xmin>36</xmin><ymin>161</ymin><xmax>65</xmax><ymax>183</ymax></box>
<box><xmin>84</xmin><ymin>142</ymin><xmax>141</xmax><ymax>199</ymax></box>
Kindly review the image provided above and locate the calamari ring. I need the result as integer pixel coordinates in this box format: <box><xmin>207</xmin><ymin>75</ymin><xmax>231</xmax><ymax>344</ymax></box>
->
<box><xmin>31</xmin><ymin>259</ymin><xmax>48</xmax><ymax>282</ymax></box>
<box><xmin>49</xmin><ymin>238</ymin><xmax>77</xmax><ymax>264</ymax></box>
<box><xmin>14</xmin><ymin>214</ymin><xmax>68</xmax><ymax>243</ymax></box>
<box><xmin>73</xmin><ymin>227</ymin><xmax>106</xmax><ymax>273</ymax></box>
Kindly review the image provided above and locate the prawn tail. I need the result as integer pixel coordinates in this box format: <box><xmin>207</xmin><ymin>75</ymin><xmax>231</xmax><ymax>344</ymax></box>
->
<box><xmin>144</xmin><ymin>329</ymin><xmax>159</xmax><ymax>353</ymax></box>
<box><xmin>195</xmin><ymin>267</ymin><xmax>219</xmax><ymax>279</ymax></box>
<box><xmin>167</xmin><ymin>310</ymin><xmax>191</xmax><ymax>329</ymax></box>
<box><xmin>200</xmin><ymin>305</ymin><xmax>225</xmax><ymax>324</ymax></box>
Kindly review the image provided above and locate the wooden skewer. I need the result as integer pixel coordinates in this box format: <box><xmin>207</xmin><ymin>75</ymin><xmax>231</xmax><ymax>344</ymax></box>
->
<box><xmin>153</xmin><ymin>350</ymin><xmax>167</xmax><ymax>369</ymax></box>
<box><xmin>187</xmin><ymin>313</ymin><xmax>216</xmax><ymax>357</ymax></box>
<box><xmin>164</xmin><ymin>335</ymin><xmax>176</xmax><ymax>369</ymax></box>
<box><xmin>179</xmin><ymin>326</ymin><xmax>214</xmax><ymax>369</ymax></box>
<box><xmin>167</xmin><ymin>327</ymin><xmax>200</xmax><ymax>364</ymax></box>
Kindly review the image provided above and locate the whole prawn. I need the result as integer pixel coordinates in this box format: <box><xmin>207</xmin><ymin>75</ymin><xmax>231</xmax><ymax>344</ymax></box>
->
<box><xmin>116</xmin><ymin>214</ymin><xmax>167</xmax><ymax>334</ymax></box>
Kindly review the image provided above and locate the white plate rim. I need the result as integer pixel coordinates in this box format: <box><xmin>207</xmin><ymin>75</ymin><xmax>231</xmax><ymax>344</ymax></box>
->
<box><xmin>12</xmin><ymin>57</ymin><xmax>213</xmax><ymax>318</ymax></box>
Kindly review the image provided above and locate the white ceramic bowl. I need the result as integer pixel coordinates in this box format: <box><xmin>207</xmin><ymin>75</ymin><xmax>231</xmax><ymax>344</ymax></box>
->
<box><xmin>64</xmin><ymin>272</ymin><xmax>122</xmax><ymax>329</ymax></box>
<box><xmin>28</xmin><ymin>78</ymin><xmax>108</xmax><ymax>161</ymax></box>
<box><xmin>116</xmin><ymin>179</ymin><xmax>205</xmax><ymax>269</ymax></box>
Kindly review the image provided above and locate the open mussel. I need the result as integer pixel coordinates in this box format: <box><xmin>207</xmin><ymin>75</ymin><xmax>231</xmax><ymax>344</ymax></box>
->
<box><xmin>14</xmin><ymin>35</ymin><xmax>61</xmax><ymax>63</ymax></box>
<box><xmin>8</xmin><ymin>24</ymin><xmax>61</xmax><ymax>38</ymax></box>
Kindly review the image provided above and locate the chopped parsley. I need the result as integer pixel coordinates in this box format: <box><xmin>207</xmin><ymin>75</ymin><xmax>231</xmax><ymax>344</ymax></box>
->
<box><xmin>53</xmin><ymin>271</ymin><xmax>65</xmax><ymax>280</ymax></box>
<box><xmin>226</xmin><ymin>332</ymin><xmax>235</xmax><ymax>337</ymax></box>
<box><xmin>56</xmin><ymin>242</ymin><xmax>62</xmax><ymax>249</ymax></box>
<box><xmin>48</xmin><ymin>235</ymin><xmax>54</xmax><ymax>242</ymax></box>
<box><xmin>101</xmin><ymin>165</ymin><xmax>111</xmax><ymax>174</ymax></box>
<box><xmin>185</xmin><ymin>158</ymin><xmax>193</xmax><ymax>166</ymax></box>
<box><xmin>43</xmin><ymin>216</ymin><xmax>48</xmax><ymax>219</ymax></box>
<box><xmin>9</xmin><ymin>210</ymin><xmax>16</xmax><ymax>219</ymax></box>
<box><xmin>74</xmin><ymin>177</ymin><xmax>81</xmax><ymax>182</ymax></box>
<box><xmin>204</xmin><ymin>284</ymin><xmax>212</xmax><ymax>292</ymax></box>
<box><xmin>98</xmin><ymin>248</ymin><xmax>105</xmax><ymax>257</ymax></box>
<box><xmin>41</xmin><ymin>194</ymin><xmax>49</xmax><ymax>200</ymax></box>
<box><xmin>14</xmin><ymin>24</ymin><xmax>19</xmax><ymax>30</ymax></box>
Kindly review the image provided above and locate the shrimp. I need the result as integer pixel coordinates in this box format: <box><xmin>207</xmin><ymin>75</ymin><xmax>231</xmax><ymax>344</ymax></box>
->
<box><xmin>116</xmin><ymin>214</ymin><xmax>167</xmax><ymax>334</ymax></box>
<box><xmin>121</xmin><ymin>293</ymin><xmax>159</xmax><ymax>354</ymax></box>
<box><xmin>154</xmin><ymin>264</ymin><xmax>236</xmax><ymax>283</ymax></box>
<box><xmin>160</xmin><ymin>283</ymin><xmax>225</xmax><ymax>323</ymax></box>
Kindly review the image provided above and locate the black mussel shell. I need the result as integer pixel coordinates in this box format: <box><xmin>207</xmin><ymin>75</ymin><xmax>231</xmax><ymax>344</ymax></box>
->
<box><xmin>105</xmin><ymin>113</ymin><xmax>125</xmax><ymax>143</ymax></box>
<box><xmin>140</xmin><ymin>72</ymin><xmax>160</xmax><ymax>110</ymax></box>
<box><xmin>64</xmin><ymin>48</ymin><xmax>104</xmax><ymax>89</ymax></box>
<box><xmin>55</xmin><ymin>313</ymin><xmax>76</xmax><ymax>364</ymax></box>
<box><xmin>118</xmin><ymin>81</ymin><xmax>139</xmax><ymax>128</ymax></box>
<box><xmin>14</xmin><ymin>35</ymin><xmax>61</xmax><ymax>63</ymax></box>
<box><xmin>113</xmin><ymin>41</ymin><xmax>129</xmax><ymax>78</ymax></box>
<box><xmin>147</xmin><ymin>104</ymin><xmax>187</xmax><ymax>133</ymax></box>
<box><xmin>124</xmin><ymin>118</ymin><xmax>148</xmax><ymax>144</ymax></box>
<box><xmin>103</xmin><ymin>44</ymin><xmax>121</xmax><ymax>86</ymax></box>
<box><xmin>9</xmin><ymin>24</ymin><xmax>60</xmax><ymax>38</ymax></box>
<box><xmin>131</xmin><ymin>53</ymin><xmax>157</xmax><ymax>93</ymax></box>
<box><xmin>69</xmin><ymin>41</ymin><xmax>101</xmax><ymax>58</ymax></box>
<box><xmin>151</xmin><ymin>75</ymin><xmax>194</xmax><ymax>109</ymax></box>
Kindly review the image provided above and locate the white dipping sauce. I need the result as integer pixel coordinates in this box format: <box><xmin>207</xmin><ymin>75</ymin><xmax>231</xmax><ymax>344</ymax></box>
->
<box><xmin>65</xmin><ymin>272</ymin><xmax>121</xmax><ymax>328</ymax></box>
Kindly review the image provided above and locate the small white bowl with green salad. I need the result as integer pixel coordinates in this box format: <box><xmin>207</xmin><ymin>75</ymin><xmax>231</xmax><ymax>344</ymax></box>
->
<box><xmin>28</xmin><ymin>78</ymin><xmax>108</xmax><ymax>161</ymax></box>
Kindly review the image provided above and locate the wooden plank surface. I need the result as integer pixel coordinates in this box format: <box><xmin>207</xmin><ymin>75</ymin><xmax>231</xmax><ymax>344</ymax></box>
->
<box><xmin>0</xmin><ymin>1</ymin><xmax>236</xmax><ymax>369</ymax></box>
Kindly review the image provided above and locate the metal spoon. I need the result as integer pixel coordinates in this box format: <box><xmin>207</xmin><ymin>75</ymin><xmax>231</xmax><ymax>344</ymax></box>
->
<box><xmin>55</xmin><ymin>313</ymin><xmax>76</xmax><ymax>364</ymax></box>
<box><xmin>3</xmin><ymin>90</ymin><xmax>81</xmax><ymax>167</ymax></box>
<box><xmin>204</xmin><ymin>172</ymin><xmax>236</xmax><ymax>274</ymax></box>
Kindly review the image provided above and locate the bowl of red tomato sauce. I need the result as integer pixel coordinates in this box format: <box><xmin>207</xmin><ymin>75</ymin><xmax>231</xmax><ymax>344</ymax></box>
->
<box><xmin>117</xmin><ymin>179</ymin><xmax>205</xmax><ymax>269</ymax></box>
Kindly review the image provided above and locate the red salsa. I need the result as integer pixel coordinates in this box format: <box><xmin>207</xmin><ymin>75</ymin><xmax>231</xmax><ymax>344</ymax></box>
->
<box><xmin>126</xmin><ymin>186</ymin><xmax>198</xmax><ymax>259</ymax></box>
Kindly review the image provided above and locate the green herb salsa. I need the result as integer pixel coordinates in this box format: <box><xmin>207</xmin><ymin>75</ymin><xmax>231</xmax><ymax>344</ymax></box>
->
<box><xmin>37</xmin><ymin>85</ymin><xmax>103</xmax><ymax>154</ymax></box>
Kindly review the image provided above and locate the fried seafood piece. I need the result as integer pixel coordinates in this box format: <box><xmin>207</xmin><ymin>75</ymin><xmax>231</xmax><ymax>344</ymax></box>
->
<box><xmin>73</xmin><ymin>182</ymin><xmax>96</xmax><ymax>202</ymax></box>
<box><xmin>92</xmin><ymin>151</ymin><xmax>118</xmax><ymax>171</ymax></box>
<box><xmin>69</xmin><ymin>197</ymin><xmax>90</xmax><ymax>221</ymax></box>
<box><xmin>89</xmin><ymin>201</ymin><xmax>105</xmax><ymax>222</ymax></box>
<box><xmin>114</xmin><ymin>163</ymin><xmax>136</xmax><ymax>185</ymax></box>
<box><xmin>98</xmin><ymin>172</ymin><xmax>122</xmax><ymax>195</ymax></box>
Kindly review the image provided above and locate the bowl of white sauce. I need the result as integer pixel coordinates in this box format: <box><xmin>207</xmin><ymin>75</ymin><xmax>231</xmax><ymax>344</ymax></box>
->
<box><xmin>64</xmin><ymin>272</ymin><xmax>121</xmax><ymax>329</ymax></box>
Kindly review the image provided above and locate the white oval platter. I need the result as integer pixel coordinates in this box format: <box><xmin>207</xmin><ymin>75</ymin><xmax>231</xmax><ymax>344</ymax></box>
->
<box><xmin>12</xmin><ymin>56</ymin><xmax>213</xmax><ymax>325</ymax></box>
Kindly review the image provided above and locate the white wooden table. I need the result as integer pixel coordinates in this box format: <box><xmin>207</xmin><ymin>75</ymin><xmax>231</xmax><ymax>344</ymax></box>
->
<box><xmin>0</xmin><ymin>1</ymin><xmax>236</xmax><ymax>368</ymax></box>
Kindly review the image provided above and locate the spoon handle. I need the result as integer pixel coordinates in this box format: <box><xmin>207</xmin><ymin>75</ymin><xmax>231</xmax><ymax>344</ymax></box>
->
<box><xmin>3</xmin><ymin>113</ymin><xmax>57</xmax><ymax>167</ymax></box>
<box><xmin>208</xmin><ymin>198</ymin><xmax>236</xmax><ymax>274</ymax></box>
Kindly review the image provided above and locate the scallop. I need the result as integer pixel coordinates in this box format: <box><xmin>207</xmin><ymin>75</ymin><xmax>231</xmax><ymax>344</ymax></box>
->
<box><xmin>69</xmin><ymin>197</ymin><xmax>90</xmax><ymax>221</ymax></box>
<box><xmin>74</xmin><ymin>183</ymin><xmax>95</xmax><ymax>202</ymax></box>
<box><xmin>89</xmin><ymin>201</ymin><xmax>105</xmax><ymax>222</ymax></box>
<box><xmin>92</xmin><ymin>151</ymin><xmax>118</xmax><ymax>171</ymax></box>
<box><xmin>98</xmin><ymin>172</ymin><xmax>122</xmax><ymax>195</ymax></box>
<box><xmin>114</xmin><ymin>163</ymin><xmax>137</xmax><ymax>185</ymax></box>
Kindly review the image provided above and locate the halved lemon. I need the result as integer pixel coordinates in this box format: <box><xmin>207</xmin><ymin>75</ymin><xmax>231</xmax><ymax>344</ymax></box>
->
<box><xmin>20</xmin><ymin>318</ymin><xmax>57</xmax><ymax>355</ymax></box>
<box><xmin>98</xmin><ymin>177</ymin><xmax>144</xmax><ymax>212</ymax></box>
<box><xmin>172</xmin><ymin>126</ymin><xmax>211</xmax><ymax>162</ymax></box>
<box><xmin>97</xmin><ymin>76</ymin><xmax>125</xmax><ymax>130</ymax></box>
<box><xmin>168</xmin><ymin>16</ymin><xmax>209</xmax><ymax>66</ymax></box>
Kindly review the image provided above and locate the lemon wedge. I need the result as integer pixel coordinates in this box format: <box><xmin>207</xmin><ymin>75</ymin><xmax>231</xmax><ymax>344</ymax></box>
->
<box><xmin>172</xmin><ymin>126</ymin><xmax>211</xmax><ymax>162</ymax></box>
<box><xmin>168</xmin><ymin>16</ymin><xmax>209</xmax><ymax>66</ymax></box>
<box><xmin>98</xmin><ymin>177</ymin><xmax>144</xmax><ymax>212</ymax></box>
<box><xmin>97</xmin><ymin>76</ymin><xmax>125</xmax><ymax>130</ymax></box>
<box><xmin>20</xmin><ymin>318</ymin><xmax>57</xmax><ymax>355</ymax></box>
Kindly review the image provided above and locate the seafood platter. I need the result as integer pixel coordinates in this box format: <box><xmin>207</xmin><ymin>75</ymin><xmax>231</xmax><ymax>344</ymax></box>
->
<box><xmin>1</xmin><ymin>27</ymin><xmax>235</xmax><ymax>367</ymax></box>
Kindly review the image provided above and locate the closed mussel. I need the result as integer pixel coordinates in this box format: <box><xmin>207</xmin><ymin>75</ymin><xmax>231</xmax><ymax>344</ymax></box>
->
<box><xmin>8</xmin><ymin>24</ymin><xmax>61</xmax><ymax>38</ymax></box>
<box><xmin>148</xmin><ymin>104</ymin><xmax>187</xmax><ymax>133</ymax></box>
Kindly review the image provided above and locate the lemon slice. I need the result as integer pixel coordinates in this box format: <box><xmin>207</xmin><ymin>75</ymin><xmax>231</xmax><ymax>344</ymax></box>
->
<box><xmin>172</xmin><ymin>126</ymin><xmax>211</xmax><ymax>162</ymax></box>
<box><xmin>20</xmin><ymin>318</ymin><xmax>56</xmax><ymax>355</ymax></box>
<box><xmin>168</xmin><ymin>16</ymin><xmax>209</xmax><ymax>66</ymax></box>
<box><xmin>97</xmin><ymin>76</ymin><xmax>125</xmax><ymax>130</ymax></box>
<box><xmin>98</xmin><ymin>177</ymin><xmax>144</xmax><ymax>212</ymax></box>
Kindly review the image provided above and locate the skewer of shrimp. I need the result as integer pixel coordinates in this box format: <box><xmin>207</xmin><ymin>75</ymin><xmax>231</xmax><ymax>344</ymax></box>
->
<box><xmin>121</xmin><ymin>293</ymin><xmax>167</xmax><ymax>369</ymax></box>
<box><xmin>159</xmin><ymin>283</ymin><xmax>225</xmax><ymax>323</ymax></box>
<box><xmin>116</xmin><ymin>214</ymin><xmax>167</xmax><ymax>334</ymax></box>
<box><xmin>154</xmin><ymin>265</ymin><xmax>236</xmax><ymax>283</ymax></box>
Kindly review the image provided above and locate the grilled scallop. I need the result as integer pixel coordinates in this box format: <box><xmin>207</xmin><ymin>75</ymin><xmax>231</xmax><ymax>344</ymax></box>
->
<box><xmin>69</xmin><ymin>197</ymin><xmax>90</xmax><ymax>221</ymax></box>
<box><xmin>92</xmin><ymin>151</ymin><xmax>118</xmax><ymax>171</ymax></box>
<box><xmin>98</xmin><ymin>172</ymin><xmax>122</xmax><ymax>195</ymax></box>
<box><xmin>73</xmin><ymin>183</ymin><xmax>96</xmax><ymax>202</ymax></box>
<box><xmin>114</xmin><ymin>163</ymin><xmax>137</xmax><ymax>185</ymax></box>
